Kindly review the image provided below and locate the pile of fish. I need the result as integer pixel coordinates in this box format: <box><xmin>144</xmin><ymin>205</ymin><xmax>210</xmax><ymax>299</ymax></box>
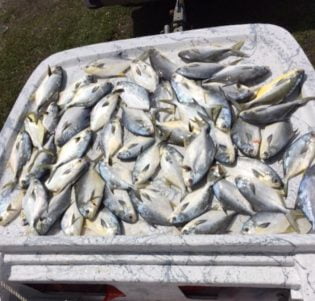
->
<box><xmin>1</xmin><ymin>40</ymin><xmax>315</xmax><ymax>236</ymax></box>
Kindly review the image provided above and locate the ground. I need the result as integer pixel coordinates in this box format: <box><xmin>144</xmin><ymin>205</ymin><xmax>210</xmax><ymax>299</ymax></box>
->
<box><xmin>0</xmin><ymin>0</ymin><xmax>314</xmax><ymax>127</ymax></box>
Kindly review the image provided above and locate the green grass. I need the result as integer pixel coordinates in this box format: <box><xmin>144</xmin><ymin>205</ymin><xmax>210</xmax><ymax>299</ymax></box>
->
<box><xmin>0</xmin><ymin>0</ymin><xmax>314</xmax><ymax>128</ymax></box>
<box><xmin>0</xmin><ymin>0</ymin><xmax>133</xmax><ymax>127</ymax></box>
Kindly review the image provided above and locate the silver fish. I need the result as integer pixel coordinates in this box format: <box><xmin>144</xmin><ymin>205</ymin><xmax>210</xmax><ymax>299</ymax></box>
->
<box><xmin>176</xmin><ymin>62</ymin><xmax>225</xmax><ymax>80</ymax></box>
<box><xmin>133</xmin><ymin>141</ymin><xmax>161</xmax><ymax>185</ymax></box>
<box><xmin>0</xmin><ymin>183</ymin><xmax>24</xmax><ymax>226</ymax></box>
<box><xmin>98</xmin><ymin>161</ymin><xmax>133</xmax><ymax>190</ymax></box>
<box><xmin>240</xmin><ymin>97</ymin><xmax>315</xmax><ymax>125</ymax></box>
<box><xmin>213</xmin><ymin>179</ymin><xmax>255</xmax><ymax>215</ymax></box>
<box><xmin>42</xmin><ymin>102</ymin><xmax>59</xmax><ymax>134</ymax></box>
<box><xmin>58</xmin><ymin>75</ymin><xmax>95</xmax><ymax>108</ymax></box>
<box><xmin>35</xmin><ymin>186</ymin><xmax>72</xmax><ymax>235</ymax></box>
<box><xmin>67</xmin><ymin>82</ymin><xmax>113</xmax><ymax>108</ymax></box>
<box><xmin>283</xmin><ymin>131</ymin><xmax>315</xmax><ymax>191</ymax></box>
<box><xmin>178</xmin><ymin>41</ymin><xmax>246</xmax><ymax>63</ymax></box>
<box><xmin>85</xmin><ymin>208</ymin><xmax>121</xmax><ymax>235</ymax></box>
<box><xmin>235</xmin><ymin>176</ymin><xmax>287</xmax><ymax>214</ymax></box>
<box><xmin>181</xmin><ymin>210</ymin><xmax>237</xmax><ymax>234</ymax></box>
<box><xmin>260</xmin><ymin>121</ymin><xmax>296</xmax><ymax>160</ymax></box>
<box><xmin>104</xmin><ymin>187</ymin><xmax>138</xmax><ymax>223</ymax></box>
<box><xmin>22</xmin><ymin>178</ymin><xmax>48</xmax><ymax>228</ymax></box>
<box><xmin>114</xmin><ymin>81</ymin><xmax>150</xmax><ymax>110</ymax></box>
<box><xmin>169</xmin><ymin>182</ymin><xmax>213</xmax><ymax>225</ymax></box>
<box><xmin>149</xmin><ymin>48</ymin><xmax>177</xmax><ymax>81</ymax></box>
<box><xmin>242</xmin><ymin>212</ymin><xmax>295</xmax><ymax>235</ymax></box>
<box><xmin>296</xmin><ymin>164</ymin><xmax>315</xmax><ymax>231</ymax></box>
<box><xmin>55</xmin><ymin>106</ymin><xmax>90</xmax><ymax>146</ymax></box>
<box><xmin>117</xmin><ymin>136</ymin><xmax>155</xmax><ymax>160</ymax></box>
<box><xmin>129</xmin><ymin>59</ymin><xmax>159</xmax><ymax>93</ymax></box>
<box><xmin>242</xmin><ymin>69</ymin><xmax>305</xmax><ymax>109</ymax></box>
<box><xmin>19</xmin><ymin>135</ymin><xmax>56</xmax><ymax>188</ymax></box>
<box><xmin>35</xmin><ymin>65</ymin><xmax>63</xmax><ymax>110</ymax></box>
<box><xmin>9</xmin><ymin>131</ymin><xmax>32</xmax><ymax>181</ymax></box>
<box><xmin>160</xmin><ymin>144</ymin><xmax>185</xmax><ymax>193</ymax></box>
<box><xmin>75</xmin><ymin>165</ymin><xmax>105</xmax><ymax>220</ymax></box>
<box><xmin>84</xmin><ymin>58</ymin><xmax>130</xmax><ymax>78</ymax></box>
<box><xmin>204</xmin><ymin>65</ymin><xmax>270</xmax><ymax>85</ymax></box>
<box><xmin>24</xmin><ymin>113</ymin><xmax>46</xmax><ymax>149</ymax></box>
<box><xmin>122</xmin><ymin>107</ymin><xmax>154</xmax><ymax>137</ymax></box>
<box><xmin>182</xmin><ymin>128</ymin><xmax>215</xmax><ymax>188</ymax></box>
<box><xmin>46</xmin><ymin>158</ymin><xmax>89</xmax><ymax>193</ymax></box>
<box><xmin>100</xmin><ymin>118</ymin><xmax>123</xmax><ymax>164</ymax></box>
<box><xmin>221</xmin><ymin>157</ymin><xmax>283</xmax><ymax>189</ymax></box>
<box><xmin>61</xmin><ymin>189</ymin><xmax>84</xmax><ymax>236</ymax></box>
<box><xmin>231</xmin><ymin>118</ymin><xmax>261</xmax><ymax>158</ymax></box>
<box><xmin>55</xmin><ymin>128</ymin><xmax>92</xmax><ymax>168</ymax></box>
<box><xmin>130</xmin><ymin>188</ymin><xmax>173</xmax><ymax>226</ymax></box>
<box><xmin>90</xmin><ymin>93</ymin><xmax>119</xmax><ymax>131</ymax></box>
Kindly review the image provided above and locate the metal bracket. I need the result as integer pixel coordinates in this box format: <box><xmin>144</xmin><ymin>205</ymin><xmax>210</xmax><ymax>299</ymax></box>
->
<box><xmin>162</xmin><ymin>0</ymin><xmax>186</xmax><ymax>33</ymax></box>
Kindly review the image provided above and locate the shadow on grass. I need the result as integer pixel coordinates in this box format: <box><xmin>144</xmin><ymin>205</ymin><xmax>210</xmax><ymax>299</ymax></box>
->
<box><xmin>132</xmin><ymin>0</ymin><xmax>315</xmax><ymax>36</ymax></box>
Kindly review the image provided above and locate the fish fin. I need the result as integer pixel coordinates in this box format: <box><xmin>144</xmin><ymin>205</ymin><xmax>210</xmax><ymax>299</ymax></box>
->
<box><xmin>231</xmin><ymin>40</ymin><xmax>245</xmax><ymax>51</ymax></box>
<box><xmin>249</xmin><ymin>182</ymin><xmax>256</xmax><ymax>195</ymax></box>
<box><xmin>286</xmin><ymin>211</ymin><xmax>300</xmax><ymax>233</ymax></box>
<box><xmin>228</xmin><ymin>58</ymin><xmax>243</xmax><ymax>66</ymax></box>
<box><xmin>259</xmin><ymin>222</ymin><xmax>271</xmax><ymax>229</ymax></box>
<box><xmin>283</xmin><ymin>177</ymin><xmax>290</xmax><ymax>197</ymax></box>
<box><xmin>47</xmin><ymin>65</ymin><xmax>52</xmax><ymax>76</ymax></box>
<box><xmin>92</xmin><ymin>86</ymin><xmax>99</xmax><ymax>93</ymax></box>
<box><xmin>209</xmin><ymin>105</ymin><xmax>223</xmax><ymax>122</ymax></box>
<box><xmin>226</xmin><ymin>97</ymin><xmax>242</xmax><ymax>113</ymax></box>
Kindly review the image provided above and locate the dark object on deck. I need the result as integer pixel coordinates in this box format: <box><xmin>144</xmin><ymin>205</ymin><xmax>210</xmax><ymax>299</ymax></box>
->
<box><xmin>84</xmin><ymin>0</ymin><xmax>161</xmax><ymax>8</ymax></box>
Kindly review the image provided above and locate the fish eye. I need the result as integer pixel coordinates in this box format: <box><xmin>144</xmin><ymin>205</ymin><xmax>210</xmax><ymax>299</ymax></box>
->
<box><xmin>85</xmin><ymin>209</ymin><xmax>90</xmax><ymax>215</ymax></box>
<box><xmin>129</xmin><ymin>214</ymin><xmax>134</xmax><ymax>221</ymax></box>
<box><xmin>243</xmin><ymin>226</ymin><xmax>250</xmax><ymax>233</ymax></box>
<box><xmin>272</xmin><ymin>178</ymin><xmax>279</xmax><ymax>183</ymax></box>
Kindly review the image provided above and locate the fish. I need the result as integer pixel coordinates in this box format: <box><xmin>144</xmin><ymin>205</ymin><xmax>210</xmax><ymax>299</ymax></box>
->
<box><xmin>231</xmin><ymin>118</ymin><xmax>261</xmax><ymax>158</ymax></box>
<box><xmin>160</xmin><ymin>144</ymin><xmax>185</xmax><ymax>193</ymax></box>
<box><xmin>117</xmin><ymin>136</ymin><xmax>155</xmax><ymax>160</ymax></box>
<box><xmin>210</xmin><ymin>125</ymin><xmax>236</xmax><ymax>165</ymax></box>
<box><xmin>149</xmin><ymin>48</ymin><xmax>177</xmax><ymax>81</ymax></box>
<box><xmin>98</xmin><ymin>161</ymin><xmax>133</xmax><ymax>190</ymax></box>
<box><xmin>260</xmin><ymin>121</ymin><xmax>296</xmax><ymax>160</ymax></box>
<box><xmin>242</xmin><ymin>69</ymin><xmax>305</xmax><ymax>109</ymax></box>
<box><xmin>45</xmin><ymin>158</ymin><xmax>89</xmax><ymax>193</ymax></box>
<box><xmin>84</xmin><ymin>58</ymin><xmax>131</xmax><ymax>78</ymax></box>
<box><xmin>90</xmin><ymin>93</ymin><xmax>119</xmax><ymax>132</ymax></box>
<box><xmin>240</xmin><ymin>97</ymin><xmax>315</xmax><ymax>125</ymax></box>
<box><xmin>67</xmin><ymin>82</ymin><xmax>113</xmax><ymax>108</ymax></box>
<box><xmin>130</xmin><ymin>188</ymin><xmax>173</xmax><ymax>226</ymax></box>
<box><xmin>221</xmin><ymin>157</ymin><xmax>283</xmax><ymax>189</ymax></box>
<box><xmin>61</xmin><ymin>188</ymin><xmax>84</xmax><ymax>236</ymax></box>
<box><xmin>242</xmin><ymin>212</ymin><xmax>296</xmax><ymax>234</ymax></box>
<box><xmin>104</xmin><ymin>187</ymin><xmax>138</xmax><ymax>223</ymax></box>
<box><xmin>42</xmin><ymin>102</ymin><xmax>60</xmax><ymax>134</ymax></box>
<box><xmin>122</xmin><ymin>107</ymin><xmax>154</xmax><ymax>137</ymax></box>
<box><xmin>156</xmin><ymin>120</ymin><xmax>193</xmax><ymax>146</ymax></box>
<box><xmin>24</xmin><ymin>113</ymin><xmax>46</xmax><ymax>149</ymax></box>
<box><xmin>181</xmin><ymin>210</ymin><xmax>237</xmax><ymax>234</ymax></box>
<box><xmin>169</xmin><ymin>182</ymin><xmax>213</xmax><ymax>225</ymax></box>
<box><xmin>85</xmin><ymin>208</ymin><xmax>121</xmax><ymax>235</ymax></box>
<box><xmin>203</xmin><ymin>65</ymin><xmax>270</xmax><ymax>85</ymax></box>
<box><xmin>283</xmin><ymin>131</ymin><xmax>315</xmax><ymax>192</ymax></box>
<box><xmin>35</xmin><ymin>186</ymin><xmax>72</xmax><ymax>235</ymax></box>
<box><xmin>34</xmin><ymin>65</ymin><xmax>63</xmax><ymax>110</ymax></box>
<box><xmin>178</xmin><ymin>41</ymin><xmax>246</xmax><ymax>63</ymax></box>
<box><xmin>100</xmin><ymin>118</ymin><xmax>123</xmax><ymax>164</ymax></box>
<box><xmin>213</xmin><ymin>179</ymin><xmax>255</xmax><ymax>215</ymax></box>
<box><xmin>55</xmin><ymin>128</ymin><xmax>92</xmax><ymax>168</ymax></box>
<box><xmin>296</xmin><ymin>164</ymin><xmax>315</xmax><ymax>231</ymax></box>
<box><xmin>9</xmin><ymin>131</ymin><xmax>32</xmax><ymax>181</ymax></box>
<box><xmin>22</xmin><ymin>178</ymin><xmax>48</xmax><ymax>228</ymax></box>
<box><xmin>55</xmin><ymin>106</ymin><xmax>90</xmax><ymax>146</ymax></box>
<box><xmin>235</xmin><ymin>176</ymin><xmax>287</xmax><ymax>213</ymax></box>
<box><xmin>19</xmin><ymin>135</ymin><xmax>56</xmax><ymax>188</ymax></box>
<box><xmin>182</xmin><ymin>128</ymin><xmax>215</xmax><ymax>188</ymax></box>
<box><xmin>75</xmin><ymin>165</ymin><xmax>105</xmax><ymax>220</ymax></box>
<box><xmin>58</xmin><ymin>75</ymin><xmax>95</xmax><ymax>108</ymax></box>
<box><xmin>129</xmin><ymin>59</ymin><xmax>159</xmax><ymax>92</ymax></box>
<box><xmin>0</xmin><ymin>183</ymin><xmax>24</xmax><ymax>226</ymax></box>
<box><xmin>132</xmin><ymin>141</ymin><xmax>161</xmax><ymax>185</ymax></box>
<box><xmin>114</xmin><ymin>81</ymin><xmax>150</xmax><ymax>110</ymax></box>
<box><xmin>176</xmin><ymin>62</ymin><xmax>225</xmax><ymax>80</ymax></box>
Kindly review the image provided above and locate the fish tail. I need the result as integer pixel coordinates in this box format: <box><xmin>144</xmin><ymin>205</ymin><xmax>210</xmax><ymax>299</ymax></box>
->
<box><xmin>231</xmin><ymin>40</ymin><xmax>245</xmax><ymax>51</ymax></box>
<box><xmin>299</xmin><ymin>96</ymin><xmax>315</xmax><ymax>106</ymax></box>
<box><xmin>285</xmin><ymin>210</ymin><xmax>301</xmax><ymax>233</ymax></box>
